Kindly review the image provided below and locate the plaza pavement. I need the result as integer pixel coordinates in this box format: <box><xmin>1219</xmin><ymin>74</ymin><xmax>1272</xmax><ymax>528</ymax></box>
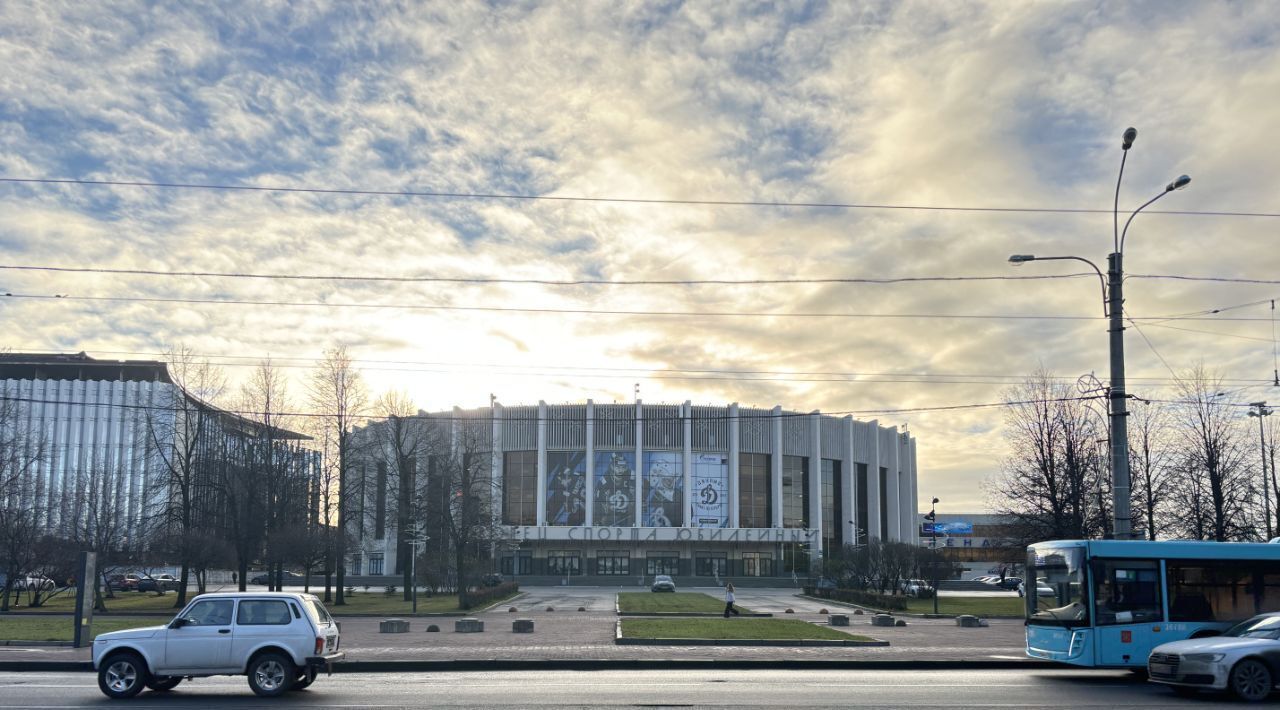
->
<box><xmin>0</xmin><ymin>586</ymin><xmax>1030</xmax><ymax>665</ymax></box>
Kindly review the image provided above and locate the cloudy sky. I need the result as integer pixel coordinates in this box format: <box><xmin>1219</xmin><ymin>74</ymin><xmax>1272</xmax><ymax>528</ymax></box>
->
<box><xmin>3</xmin><ymin>1</ymin><xmax>1279</xmax><ymax>511</ymax></box>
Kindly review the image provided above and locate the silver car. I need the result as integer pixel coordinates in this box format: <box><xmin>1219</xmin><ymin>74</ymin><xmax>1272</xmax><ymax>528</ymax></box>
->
<box><xmin>651</xmin><ymin>575</ymin><xmax>676</xmax><ymax>592</ymax></box>
<box><xmin>1148</xmin><ymin>612</ymin><xmax>1280</xmax><ymax>702</ymax></box>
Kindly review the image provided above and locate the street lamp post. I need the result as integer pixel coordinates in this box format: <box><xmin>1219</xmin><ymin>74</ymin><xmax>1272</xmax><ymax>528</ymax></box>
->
<box><xmin>1009</xmin><ymin>127</ymin><xmax>1190</xmax><ymax>540</ymax></box>
<box><xmin>928</xmin><ymin>497</ymin><xmax>940</xmax><ymax>616</ymax></box>
<box><xmin>1250</xmin><ymin>402</ymin><xmax>1274</xmax><ymax>539</ymax></box>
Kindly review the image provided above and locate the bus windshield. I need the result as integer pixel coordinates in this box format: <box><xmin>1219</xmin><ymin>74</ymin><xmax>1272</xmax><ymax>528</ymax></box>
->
<box><xmin>1026</xmin><ymin>544</ymin><xmax>1089</xmax><ymax>626</ymax></box>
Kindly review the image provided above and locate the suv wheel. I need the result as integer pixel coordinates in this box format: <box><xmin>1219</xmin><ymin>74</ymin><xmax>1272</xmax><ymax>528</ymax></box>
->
<box><xmin>247</xmin><ymin>653</ymin><xmax>296</xmax><ymax>697</ymax></box>
<box><xmin>145</xmin><ymin>676</ymin><xmax>182</xmax><ymax>692</ymax></box>
<box><xmin>98</xmin><ymin>652</ymin><xmax>149</xmax><ymax>699</ymax></box>
<box><xmin>1230</xmin><ymin>658</ymin><xmax>1273</xmax><ymax>702</ymax></box>
<box><xmin>293</xmin><ymin>668</ymin><xmax>317</xmax><ymax>690</ymax></box>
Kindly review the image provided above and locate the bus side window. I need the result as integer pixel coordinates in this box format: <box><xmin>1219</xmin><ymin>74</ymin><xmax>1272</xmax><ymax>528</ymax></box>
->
<box><xmin>1167</xmin><ymin>561</ymin><xmax>1256</xmax><ymax>622</ymax></box>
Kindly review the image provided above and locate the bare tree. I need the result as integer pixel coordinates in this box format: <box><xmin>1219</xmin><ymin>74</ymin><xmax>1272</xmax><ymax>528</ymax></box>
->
<box><xmin>987</xmin><ymin>369</ymin><xmax>1108</xmax><ymax>545</ymax></box>
<box><xmin>373</xmin><ymin>391</ymin><xmax>426</xmax><ymax>600</ymax></box>
<box><xmin>145</xmin><ymin>346</ymin><xmax>226</xmax><ymax>608</ymax></box>
<box><xmin>1129</xmin><ymin>401</ymin><xmax>1176</xmax><ymax>540</ymax></box>
<box><xmin>1169</xmin><ymin>364</ymin><xmax>1256</xmax><ymax>541</ymax></box>
<box><xmin>0</xmin><ymin>382</ymin><xmax>46</xmax><ymax>611</ymax></box>
<box><xmin>64</xmin><ymin>465</ymin><xmax>131</xmax><ymax>611</ymax></box>
<box><xmin>308</xmin><ymin>347</ymin><xmax>367</xmax><ymax>605</ymax></box>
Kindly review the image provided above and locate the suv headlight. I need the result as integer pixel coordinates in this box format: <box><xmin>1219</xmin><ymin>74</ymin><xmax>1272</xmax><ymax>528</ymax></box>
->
<box><xmin>1182</xmin><ymin>653</ymin><xmax>1225</xmax><ymax>663</ymax></box>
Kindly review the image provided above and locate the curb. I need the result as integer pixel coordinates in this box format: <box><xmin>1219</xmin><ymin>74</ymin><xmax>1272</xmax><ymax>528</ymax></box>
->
<box><xmin>795</xmin><ymin>594</ymin><xmax>1023</xmax><ymax>620</ymax></box>
<box><xmin>0</xmin><ymin>640</ymin><xmax>74</xmax><ymax>647</ymax></box>
<box><xmin>616</xmin><ymin>612</ymin><xmax>773</xmax><ymax>618</ymax></box>
<box><xmin>0</xmin><ymin>658</ymin><xmax>1058</xmax><ymax>673</ymax></box>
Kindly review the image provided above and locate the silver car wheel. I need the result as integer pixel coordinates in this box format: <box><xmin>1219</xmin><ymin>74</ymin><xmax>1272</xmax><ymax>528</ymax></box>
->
<box><xmin>105</xmin><ymin>660</ymin><xmax>138</xmax><ymax>693</ymax></box>
<box><xmin>1231</xmin><ymin>659</ymin><xmax>1272</xmax><ymax>702</ymax></box>
<box><xmin>255</xmin><ymin>660</ymin><xmax>286</xmax><ymax>691</ymax></box>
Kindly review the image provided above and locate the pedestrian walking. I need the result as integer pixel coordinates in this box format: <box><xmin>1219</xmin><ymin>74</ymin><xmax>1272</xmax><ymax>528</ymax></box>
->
<box><xmin>723</xmin><ymin>583</ymin><xmax>740</xmax><ymax>618</ymax></box>
<box><xmin>232</xmin><ymin>571</ymin><xmax>238</xmax><ymax>586</ymax></box>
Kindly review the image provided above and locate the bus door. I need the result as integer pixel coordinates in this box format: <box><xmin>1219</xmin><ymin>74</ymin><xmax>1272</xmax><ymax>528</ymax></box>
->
<box><xmin>1091</xmin><ymin>559</ymin><xmax>1164</xmax><ymax>667</ymax></box>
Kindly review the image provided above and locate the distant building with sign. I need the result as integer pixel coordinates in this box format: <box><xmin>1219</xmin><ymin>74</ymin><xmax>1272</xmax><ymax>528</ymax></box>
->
<box><xmin>918</xmin><ymin>512</ymin><xmax>1019</xmax><ymax>563</ymax></box>
<box><xmin>349</xmin><ymin>399</ymin><xmax>919</xmax><ymax>582</ymax></box>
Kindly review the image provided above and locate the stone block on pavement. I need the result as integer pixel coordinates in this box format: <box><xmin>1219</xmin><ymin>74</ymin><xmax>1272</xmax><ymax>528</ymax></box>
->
<box><xmin>829</xmin><ymin>614</ymin><xmax>850</xmax><ymax>627</ymax></box>
<box><xmin>871</xmin><ymin>614</ymin><xmax>896</xmax><ymax>627</ymax></box>
<box><xmin>513</xmin><ymin>618</ymin><xmax>535</xmax><ymax>633</ymax></box>
<box><xmin>956</xmin><ymin>615</ymin><xmax>984</xmax><ymax>628</ymax></box>
<box><xmin>379</xmin><ymin>619</ymin><xmax>410</xmax><ymax>633</ymax></box>
<box><xmin>455</xmin><ymin>617</ymin><xmax>485</xmax><ymax>633</ymax></box>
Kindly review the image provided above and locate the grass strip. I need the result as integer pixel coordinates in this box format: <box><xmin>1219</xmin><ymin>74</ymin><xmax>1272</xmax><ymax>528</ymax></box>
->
<box><xmin>0</xmin><ymin>615</ymin><xmax>159</xmax><ymax>642</ymax></box>
<box><xmin>9</xmin><ymin>588</ymin><xmax>518</xmax><ymax>616</ymax></box>
<box><xmin>621</xmin><ymin>617</ymin><xmax>870</xmax><ymax>641</ymax></box>
<box><xmin>902</xmin><ymin>596</ymin><xmax>1024</xmax><ymax>617</ymax></box>
<box><xmin>617</xmin><ymin>592</ymin><xmax>753</xmax><ymax>614</ymax></box>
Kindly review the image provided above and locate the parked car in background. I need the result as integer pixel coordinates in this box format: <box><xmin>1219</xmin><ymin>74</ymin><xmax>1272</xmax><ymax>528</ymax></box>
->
<box><xmin>651</xmin><ymin>575</ymin><xmax>676</xmax><ymax>592</ymax></box>
<box><xmin>994</xmin><ymin>576</ymin><xmax>1023</xmax><ymax>591</ymax></box>
<box><xmin>1016</xmin><ymin>579</ymin><xmax>1055</xmax><ymax>597</ymax></box>
<box><xmin>93</xmin><ymin>591</ymin><xmax>344</xmax><ymax>699</ymax></box>
<box><xmin>1148</xmin><ymin>612</ymin><xmax>1280</xmax><ymax>701</ymax></box>
<box><xmin>14</xmin><ymin>573</ymin><xmax>56</xmax><ymax>591</ymax></box>
<box><xmin>480</xmin><ymin>573</ymin><xmax>504</xmax><ymax>587</ymax></box>
<box><xmin>900</xmin><ymin>579</ymin><xmax>935</xmax><ymax>598</ymax></box>
<box><xmin>108</xmin><ymin>573</ymin><xmax>141</xmax><ymax>592</ymax></box>
<box><xmin>136</xmin><ymin>574</ymin><xmax>179</xmax><ymax>593</ymax></box>
<box><xmin>814</xmin><ymin>576</ymin><xmax>838</xmax><ymax>591</ymax></box>
<box><xmin>249</xmin><ymin>571</ymin><xmax>306</xmax><ymax>586</ymax></box>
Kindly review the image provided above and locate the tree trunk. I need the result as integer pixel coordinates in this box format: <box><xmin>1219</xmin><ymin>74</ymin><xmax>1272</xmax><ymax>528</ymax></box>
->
<box><xmin>238</xmin><ymin>559</ymin><xmax>248</xmax><ymax>592</ymax></box>
<box><xmin>174</xmin><ymin>563</ymin><xmax>190</xmax><ymax>608</ymax></box>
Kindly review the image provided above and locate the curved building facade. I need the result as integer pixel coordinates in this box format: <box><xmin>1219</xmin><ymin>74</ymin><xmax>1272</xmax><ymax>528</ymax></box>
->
<box><xmin>351</xmin><ymin>399</ymin><xmax>919</xmax><ymax>583</ymax></box>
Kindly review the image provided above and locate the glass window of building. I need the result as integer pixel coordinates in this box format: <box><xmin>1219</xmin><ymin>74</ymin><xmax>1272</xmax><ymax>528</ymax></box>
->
<box><xmin>821</xmin><ymin>459</ymin><xmax>842</xmax><ymax>550</ymax></box>
<box><xmin>547</xmin><ymin>551</ymin><xmax>582</xmax><ymax>576</ymax></box>
<box><xmin>375</xmin><ymin>460</ymin><xmax>387</xmax><ymax>540</ymax></box>
<box><xmin>782</xmin><ymin>544</ymin><xmax>809</xmax><ymax>574</ymax></box>
<box><xmin>350</xmin><ymin>554</ymin><xmax>362</xmax><ymax>576</ymax></box>
<box><xmin>878</xmin><ymin>467</ymin><xmax>889</xmax><ymax>540</ymax></box>
<box><xmin>500</xmin><ymin>556</ymin><xmax>532</xmax><ymax>575</ymax></box>
<box><xmin>643</xmin><ymin>452</ymin><xmax>683</xmax><ymax>527</ymax></box>
<box><xmin>502</xmin><ymin>451</ymin><xmax>538</xmax><ymax>526</ymax></box>
<box><xmin>546</xmin><ymin>452</ymin><xmax>587</xmax><ymax>526</ymax></box>
<box><xmin>646</xmin><ymin>554</ymin><xmax>680</xmax><ymax>576</ymax></box>
<box><xmin>739</xmin><ymin>453</ymin><xmax>771</xmax><ymax>528</ymax></box>
<box><xmin>782</xmin><ymin>456</ymin><xmax>809</xmax><ymax>529</ymax></box>
<box><xmin>368</xmin><ymin>553</ymin><xmax>384</xmax><ymax>576</ymax></box>
<box><xmin>596</xmin><ymin>551</ymin><xmax>630</xmax><ymax>576</ymax></box>
<box><xmin>856</xmin><ymin>463</ymin><xmax>869</xmax><ymax>545</ymax></box>
<box><xmin>692</xmin><ymin>455</ymin><xmax>730</xmax><ymax>528</ymax></box>
<box><xmin>741</xmin><ymin>552</ymin><xmax>773</xmax><ymax>577</ymax></box>
<box><xmin>696</xmin><ymin>554</ymin><xmax>727</xmax><ymax>577</ymax></box>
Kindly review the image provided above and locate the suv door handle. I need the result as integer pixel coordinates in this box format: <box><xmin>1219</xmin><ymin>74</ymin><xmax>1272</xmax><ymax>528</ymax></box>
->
<box><xmin>218</xmin><ymin>629</ymin><xmax>230</xmax><ymax>634</ymax></box>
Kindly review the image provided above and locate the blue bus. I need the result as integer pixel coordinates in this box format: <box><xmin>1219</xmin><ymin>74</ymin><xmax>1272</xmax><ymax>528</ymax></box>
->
<box><xmin>1025</xmin><ymin>539</ymin><xmax>1280</xmax><ymax>668</ymax></box>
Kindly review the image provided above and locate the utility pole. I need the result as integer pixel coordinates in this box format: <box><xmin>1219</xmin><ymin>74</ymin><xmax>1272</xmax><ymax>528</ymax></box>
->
<box><xmin>1250</xmin><ymin>403</ymin><xmax>1274</xmax><ymax>539</ymax></box>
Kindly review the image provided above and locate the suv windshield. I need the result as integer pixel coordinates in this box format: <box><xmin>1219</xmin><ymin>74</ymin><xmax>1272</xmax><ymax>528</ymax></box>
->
<box><xmin>1224</xmin><ymin>615</ymin><xmax>1280</xmax><ymax>640</ymax></box>
<box><xmin>1026</xmin><ymin>545</ymin><xmax>1088</xmax><ymax>627</ymax></box>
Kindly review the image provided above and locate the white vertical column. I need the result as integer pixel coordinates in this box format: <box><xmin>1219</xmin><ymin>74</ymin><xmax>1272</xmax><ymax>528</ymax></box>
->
<box><xmin>682</xmin><ymin>401</ymin><xmax>692</xmax><ymax>527</ymax></box>
<box><xmin>585</xmin><ymin>400</ymin><xmax>595</xmax><ymax>527</ymax></box>
<box><xmin>841</xmin><ymin>416</ymin><xmax>856</xmax><ymax>548</ymax></box>
<box><xmin>490</xmin><ymin>402</ymin><xmax>503</xmax><ymax>527</ymax></box>
<box><xmin>536</xmin><ymin>401</ymin><xmax>547</xmax><ymax>527</ymax></box>
<box><xmin>808</xmin><ymin>412</ymin><xmax>823</xmax><ymax>557</ymax></box>
<box><xmin>866</xmin><ymin>420</ymin><xmax>882</xmax><ymax>541</ymax></box>
<box><xmin>910</xmin><ymin>437</ymin><xmax>921</xmax><ymax>545</ymax></box>
<box><xmin>771</xmin><ymin>406</ymin><xmax>783</xmax><ymax>528</ymax></box>
<box><xmin>885</xmin><ymin>426</ymin><xmax>901</xmax><ymax>541</ymax></box>
<box><xmin>729</xmin><ymin>403</ymin><xmax>740</xmax><ymax>529</ymax></box>
<box><xmin>899</xmin><ymin>434</ymin><xmax>914</xmax><ymax>543</ymax></box>
<box><xmin>635</xmin><ymin>399</ymin><xmax>644</xmax><ymax>527</ymax></box>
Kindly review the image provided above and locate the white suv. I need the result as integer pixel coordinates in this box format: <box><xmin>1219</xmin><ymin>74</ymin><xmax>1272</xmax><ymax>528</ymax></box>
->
<box><xmin>93</xmin><ymin>592</ymin><xmax>343</xmax><ymax>699</ymax></box>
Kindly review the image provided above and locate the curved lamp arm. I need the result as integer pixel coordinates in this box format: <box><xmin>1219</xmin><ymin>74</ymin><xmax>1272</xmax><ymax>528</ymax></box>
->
<box><xmin>1008</xmin><ymin>254</ymin><xmax>1108</xmax><ymax>316</ymax></box>
<box><xmin>1120</xmin><ymin>175</ymin><xmax>1191</xmax><ymax>254</ymax></box>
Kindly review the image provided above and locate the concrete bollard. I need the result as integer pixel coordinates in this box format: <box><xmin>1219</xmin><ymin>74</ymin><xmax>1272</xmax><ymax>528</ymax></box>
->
<box><xmin>784</xmin><ymin>608</ymin><xmax>794</xmax><ymax>614</ymax></box>
<box><xmin>895</xmin><ymin>619</ymin><xmax>908</xmax><ymax>627</ymax></box>
<box><xmin>853</xmin><ymin>609</ymin><xmax>864</xmax><ymax>615</ymax></box>
<box><xmin>509</xmin><ymin>607</ymin><xmax>518</xmax><ymax>612</ymax></box>
<box><xmin>829</xmin><ymin>614</ymin><xmax>850</xmax><ymax>627</ymax></box>
<box><xmin>546</xmin><ymin>606</ymin><xmax>555</xmax><ymax>612</ymax></box>
<box><xmin>379</xmin><ymin>619</ymin><xmax>410</xmax><ymax>633</ymax></box>
<box><xmin>425</xmin><ymin>624</ymin><xmax>440</xmax><ymax>632</ymax></box>
<box><xmin>871</xmin><ymin>614</ymin><xmax>896</xmax><ymax>627</ymax></box>
<box><xmin>455</xmin><ymin>617</ymin><xmax>485</xmax><ymax>633</ymax></box>
<box><xmin>956</xmin><ymin>615</ymin><xmax>984</xmax><ymax>628</ymax></box>
<box><xmin>578</xmin><ymin>607</ymin><xmax>586</xmax><ymax>612</ymax></box>
<box><xmin>819</xmin><ymin>608</ymin><xmax>829</xmax><ymax>614</ymax></box>
<box><xmin>513</xmin><ymin>618</ymin><xmax>535</xmax><ymax>633</ymax></box>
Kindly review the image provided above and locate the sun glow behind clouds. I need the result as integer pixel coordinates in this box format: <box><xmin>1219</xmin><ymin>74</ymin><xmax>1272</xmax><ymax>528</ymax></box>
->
<box><xmin>3</xmin><ymin>1</ymin><xmax>1280</xmax><ymax>510</ymax></box>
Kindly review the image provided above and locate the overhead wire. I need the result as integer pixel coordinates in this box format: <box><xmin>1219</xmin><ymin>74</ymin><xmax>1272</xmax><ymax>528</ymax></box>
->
<box><xmin>4</xmin><ymin>176</ymin><xmax>1280</xmax><ymax>218</ymax></box>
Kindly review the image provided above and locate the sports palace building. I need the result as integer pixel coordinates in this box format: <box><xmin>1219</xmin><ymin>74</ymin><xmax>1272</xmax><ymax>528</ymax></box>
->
<box><xmin>352</xmin><ymin>400</ymin><xmax>919</xmax><ymax>584</ymax></box>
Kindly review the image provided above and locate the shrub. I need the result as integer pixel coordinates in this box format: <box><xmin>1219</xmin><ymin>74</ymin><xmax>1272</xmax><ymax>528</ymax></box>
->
<box><xmin>383</xmin><ymin>585</ymin><xmax>397</xmax><ymax>597</ymax></box>
<box><xmin>460</xmin><ymin>581</ymin><xmax>519</xmax><ymax>610</ymax></box>
<box><xmin>803</xmin><ymin>586</ymin><xmax>907</xmax><ymax>611</ymax></box>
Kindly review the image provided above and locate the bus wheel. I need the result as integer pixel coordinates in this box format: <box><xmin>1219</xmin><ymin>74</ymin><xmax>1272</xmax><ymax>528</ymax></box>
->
<box><xmin>1230</xmin><ymin>659</ymin><xmax>1273</xmax><ymax>702</ymax></box>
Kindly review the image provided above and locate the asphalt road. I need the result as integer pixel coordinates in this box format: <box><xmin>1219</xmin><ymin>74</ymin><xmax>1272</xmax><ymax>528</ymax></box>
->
<box><xmin>0</xmin><ymin>670</ymin><xmax>1238</xmax><ymax>708</ymax></box>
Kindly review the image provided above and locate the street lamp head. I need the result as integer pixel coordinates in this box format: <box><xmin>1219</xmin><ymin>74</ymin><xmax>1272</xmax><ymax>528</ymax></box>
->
<box><xmin>1166</xmin><ymin>174</ymin><xmax>1191</xmax><ymax>191</ymax></box>
<box><xmin>932</xmin><ymin>497</ymin><xmax>940</xmax><ymax>504</ymax></box>
<box><xmin>1122</xmin><ymin>127</ymin><xmax>1137</xmax><ymax>151</ymax></box>
<box><xmin>1008</xmin><ymin>254</ymin><xmax>1036</xmax><ymax>265</ymax></box>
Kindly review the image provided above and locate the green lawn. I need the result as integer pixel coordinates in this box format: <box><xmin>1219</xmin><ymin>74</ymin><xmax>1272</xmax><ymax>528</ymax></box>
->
<box><xmin>7</xmin><ymin>588</ymin><xmax>518</xmax><ymax>616</ymax></box>
<box><xmin>903</xmin><ymin>596</ymin><xmax>1024</xmax><ymax>617</ymax></box>
<box><xmin>0</xmin><ymin>615</ymin><xmax>160</xmax><ymax>642</ymax></box>
<box><xmin>621</xmin><ymin>617</ymin><xmax>872</xmax><ymax>641</ymax></box>
<box><xmin>617</xmin><ymin>592</ymin><xmax>754</xmax><ymax>614</ymax></box>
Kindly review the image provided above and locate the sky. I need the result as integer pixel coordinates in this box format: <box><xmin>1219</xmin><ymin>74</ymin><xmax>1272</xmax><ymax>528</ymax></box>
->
<box><xmin>2</xmin><ymin>1</ymin><xmax>1280</xmax><ymax>512</ymax></box>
